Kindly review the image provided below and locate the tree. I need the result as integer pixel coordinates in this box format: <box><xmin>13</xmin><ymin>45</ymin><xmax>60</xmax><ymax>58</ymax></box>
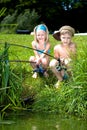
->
<box><xmin>0</xmin><ymin>0</ymin><xmax>87</xmax><ymax>32</ymax></box>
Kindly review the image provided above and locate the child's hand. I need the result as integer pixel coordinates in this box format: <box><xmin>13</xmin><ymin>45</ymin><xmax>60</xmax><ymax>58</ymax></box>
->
<box><xmin>60</xmin><ymin>58</ymin><xmax>65</xmax><ymax>65</ymax></box>
<box><xmin>36</xmin><ymin>58</ymin><xmax>41</xmax><ymax>65</ymax></box>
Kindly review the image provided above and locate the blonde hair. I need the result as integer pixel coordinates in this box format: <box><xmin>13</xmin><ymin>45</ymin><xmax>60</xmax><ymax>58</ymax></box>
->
<box><xmin>59</xmin><ymin>25</ymin><xmax>75</xmax><ymax>37</ymax></box>
<box><xmin>60</xmin><ymin>29</ymin><xmax>73</xmax><ymax>37</ymax></box>
<box><xmin>33</xmin><ymin>24</ymin><xmax>49</xmax><ymax>43</ymax></box>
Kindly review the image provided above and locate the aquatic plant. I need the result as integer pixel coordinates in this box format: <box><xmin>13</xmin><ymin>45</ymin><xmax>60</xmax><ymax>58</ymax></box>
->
<box><xmin>0</xmin><ymin>34</ymin><xmax>87</xmax><ymax>119</ymax></box>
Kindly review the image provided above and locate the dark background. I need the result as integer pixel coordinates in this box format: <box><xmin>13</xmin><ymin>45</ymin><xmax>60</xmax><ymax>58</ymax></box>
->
<box><xmin>0</xmin><ymin>0</ymin><xmax>87</xmax><ymax>33</ymax></box>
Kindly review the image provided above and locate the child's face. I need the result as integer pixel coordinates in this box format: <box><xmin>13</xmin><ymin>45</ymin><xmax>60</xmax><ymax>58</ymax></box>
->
<box><xmin>60</xmin><ymin>33</ymin><xmax>72</xmax><ymax>46</ymax></box>
<box><xmin>36</xmin><ymin>30</ymin><xmax>46</xmax><ymax>42</ymax></box>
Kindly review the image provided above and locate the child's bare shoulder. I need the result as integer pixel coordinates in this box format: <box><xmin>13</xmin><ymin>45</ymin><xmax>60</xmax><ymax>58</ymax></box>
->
<box><xmin>32</xmin><ymin>41</ymin><xmax>36</xmax><ymax>46</ymax></box>
<box><xmin>54</xmin><ymin>44</ymin><xmax>61</xmax><ymax>50</ymax></box>
<box><xmin>32</xmin><ymin>40</ymin><xmax>35</xmax><ymax>44</ymax></box>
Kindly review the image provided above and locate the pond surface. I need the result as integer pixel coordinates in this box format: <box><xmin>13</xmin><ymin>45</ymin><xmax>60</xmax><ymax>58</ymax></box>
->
<box><xmin>0</xmin><ymin>111</ymin><xmax>87</xmax><ymax>130</ymax></box>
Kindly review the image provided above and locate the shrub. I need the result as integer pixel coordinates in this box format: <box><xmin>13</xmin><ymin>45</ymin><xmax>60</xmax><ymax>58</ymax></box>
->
<box><xmin>17</xmin><ymin>9</ymin><xmax>40</xmax><ymax>31</ymax></box>
<box><xmin>0</xmin><ymin>9</ymin><xmax>40</xmax><ymax>33</ymax></box>
<box><xmin>0</xmin><ymin>10</ymin><xmax>18</xmax><ymax>33</ymax></box>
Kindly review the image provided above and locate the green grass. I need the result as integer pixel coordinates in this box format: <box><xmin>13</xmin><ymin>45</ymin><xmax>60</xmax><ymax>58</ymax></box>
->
<box><xmin>0</xmin><ymin>34</ymin><xmax>87</xmax><ymax>119</ymax></box>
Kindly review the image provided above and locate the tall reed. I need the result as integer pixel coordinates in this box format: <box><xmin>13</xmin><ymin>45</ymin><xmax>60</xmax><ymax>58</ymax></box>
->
<box><xmin>0</xmin><ymin>43</ymin><xmax>23</xmax><ymax>113</ymax></box>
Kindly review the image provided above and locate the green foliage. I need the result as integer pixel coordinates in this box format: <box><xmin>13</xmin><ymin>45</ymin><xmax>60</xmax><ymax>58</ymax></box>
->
<box><xmin>0</xmin><ymin>0</ymin><xmax>87</xmax><ymax>32</ymax></box>
<box><xmin>1</xmin><ymin>11</ymin><xmax>17</xmax><ymax>24</ymax></box>
<box><xmin>17</xmin><ymin>9</ymin><xmax>40</xmax><ymax>31</ymax></box>
<box><xmin>32</xmin><ymin>84</ymin><xmax>87</xmax><ymax>118</ymax></box>
<box><xmin>0</xmin><ymin>10</ymin><xmax>18</xmax><ymax>33</ymax></box>
<box><xmin>0</xmin><ymin>43</ymin><xmax>10</xmax><ymax>104</ymax></box>
<box><xmin>29</xmin><ymin>35</ymin><xmax>87</xmax><ymax>119</ymax></box>
<box><xmin>0</xmin><ymin>0</ymin><xmax>11</xmax><ymax>3</ymax></box>
<box><xmin>0</xmin><ymin>34</ymin><xmax>87</xmax><ymax>119</ymax></box>
<box><xmin>0</xmin><ymin>42</ymin><xmax>23</xmax><ymax>112</ymax></box>
<box><xmin>0</xmin><ymin>9</ymin><xmax>40</xmax><ymax>33</ymax></box>
<box><xmin>0</xmin><ymin>7</ymin><xmax>7</xmax><ymax>17</ymax></box>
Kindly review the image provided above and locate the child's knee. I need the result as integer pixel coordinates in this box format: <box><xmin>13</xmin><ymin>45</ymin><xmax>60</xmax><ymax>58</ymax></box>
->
<box><xmin>29</xmin><ymin>56</ymin><xmax>35</xmax><ymax>61</ymax></box>
<box><xmin>42</xmin><ymin>58</ymin><xmax>49</xmax><ymax>67</ymax></box>
<box><xmin>49</xmin><ymin>59</ymin><xmax>57</xmax><ymax>68</ymax></box>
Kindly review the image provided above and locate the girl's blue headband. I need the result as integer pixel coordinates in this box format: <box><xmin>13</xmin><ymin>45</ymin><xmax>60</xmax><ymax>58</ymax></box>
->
<box><xmin>36</xmin><ymin>25</ymin><xmax>47</xmax><ymax>32</ymax></box>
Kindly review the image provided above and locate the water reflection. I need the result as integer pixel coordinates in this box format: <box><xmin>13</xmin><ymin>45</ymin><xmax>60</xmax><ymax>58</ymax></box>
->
<box><xmin>0</xmin><ymin>111</ymin><xmax>87</xmax><ymax>130</ymax></box>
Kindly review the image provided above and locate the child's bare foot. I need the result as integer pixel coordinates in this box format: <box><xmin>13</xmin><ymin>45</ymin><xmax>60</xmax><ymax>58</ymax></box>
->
<box><xmin>54</xmin><ymin>81</ymin><xmax>61</xmax><ymax>88</ymax></box>
<box><xmin>32</xmin><ymin>72</ymin><xmax>38</xmax><ymax>78</ymax></box>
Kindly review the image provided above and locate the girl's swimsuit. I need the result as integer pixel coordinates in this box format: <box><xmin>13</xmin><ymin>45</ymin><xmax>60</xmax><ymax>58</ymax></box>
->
<box><xmin>35</xmin><ymin>42</ymin><xmax>50</xmax><ymax>55</ymax></box>
<box><xmin>34</xmin><ymin>42</ymin><xmax>50</xmax><ymax>74</ymax></box>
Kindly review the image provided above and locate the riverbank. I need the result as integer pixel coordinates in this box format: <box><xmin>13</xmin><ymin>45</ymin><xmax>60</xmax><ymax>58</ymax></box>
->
<box><xmin>0</xmin><ymin>34</ymin><xmax>87</xmax><ymax>119</ymax></box>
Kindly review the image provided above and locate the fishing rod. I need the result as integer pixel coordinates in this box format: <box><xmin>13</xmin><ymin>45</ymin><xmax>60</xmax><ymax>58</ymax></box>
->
<box><xmin>0</xmin><ymin>59</ymin><xmax>36</xmax><ymax>66</ymax></box>
<box><xmin>0</xmin><ymin>42</ymin><xmax>63</xmax><ymax>71</ymax></box>
<box><xmin>0</xmin><ymin>42</ymin><xmax>57</xmax><ymax>62</ymax></box>
<box><xmin>0</xmin><ymin>60</ymin><xmax>36</xmax><ymax>63</ymax></box>
<box><xmin>1</xmin><ymin>42</ymin><xmax>57</xmax><ymax>60</ymax></box>
<box><xmin>8</xmin><ymin>60</ymin><xmax>36</xmax><ymax>63</ymax></box>
<box><xmin>9</xmin><ymin>43</ymin><xmax>63</xmax><ymax>70</ymax></box>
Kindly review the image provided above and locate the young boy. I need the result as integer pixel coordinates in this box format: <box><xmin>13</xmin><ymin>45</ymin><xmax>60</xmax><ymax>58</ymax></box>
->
<box><xmin>49</xmin><ymin>25</ymin><xmax>76</xmax><ymax>88</ymax></box>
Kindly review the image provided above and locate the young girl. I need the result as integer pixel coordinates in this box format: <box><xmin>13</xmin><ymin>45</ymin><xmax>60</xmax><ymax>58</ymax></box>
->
<box><xmin>49</xmin><ymin>25</ymin><xmax>77</xmax><ymax>88</ymax></box>
<box><xmin>29</xmin><ymin>24</ymin><xmax>50</xmax><ymax>78</ymax></box>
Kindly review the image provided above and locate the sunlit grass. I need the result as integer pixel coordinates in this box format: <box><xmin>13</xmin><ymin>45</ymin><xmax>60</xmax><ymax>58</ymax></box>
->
<box><xmin>0</xmin><ymin>34</ymin><xmax>87</xmax><ymax>119</ymax></box>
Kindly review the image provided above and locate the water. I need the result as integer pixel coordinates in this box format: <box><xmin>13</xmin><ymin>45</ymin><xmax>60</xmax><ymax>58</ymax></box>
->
<box><xmin>0</xmin><ymin>111</ymin><xmax>87</xmax><ymax>130</ymax></box>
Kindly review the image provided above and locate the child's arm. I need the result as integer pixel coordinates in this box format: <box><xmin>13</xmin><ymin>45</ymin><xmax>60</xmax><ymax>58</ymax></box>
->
<box><xmin>40</xmin><ymin>42</ymin><xmax>50</xmax><ymax>59</ymax></box>
<box><xmin>54</xmin><ymin>45</ymin><xmax>60</xmax><ymax>59</ymax></box>
<box><xmin>32</xmin><ymin>41</ymin><xmax>40</xmax><ymax>59</ymax></box>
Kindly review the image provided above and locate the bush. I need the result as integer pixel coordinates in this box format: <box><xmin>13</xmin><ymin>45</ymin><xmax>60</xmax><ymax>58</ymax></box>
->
<box><xmin>17</xmin><ymin>9</ymin><xmax>40</xmax><ymax>31</ymax></box>
<box><xmin>0</xmin><ymin>9</ymin><xmax>40</xmax><ymax>33</ymax></box>
<box><xmin>0</xmin><ymin>10</ymin><xmax>18</xmax><ymax>33</ymax></box>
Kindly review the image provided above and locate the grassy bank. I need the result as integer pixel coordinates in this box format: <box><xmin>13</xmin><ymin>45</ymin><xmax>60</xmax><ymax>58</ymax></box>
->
<box><xmin>0</xmin><ymin>34</ymin><xmax>87</xmax><ymax>119</ymax></box>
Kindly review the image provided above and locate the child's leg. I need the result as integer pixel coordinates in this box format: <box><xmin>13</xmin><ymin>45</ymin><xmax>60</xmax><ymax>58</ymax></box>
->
<box><xmin>29</xmin><ymin>56</ymin><xmax>36</xmax><ymax>69</ymax></box>
<box><xmin>29</xmin><ymin>56</ymin><xmax>38</xmax><ymax>78</ymax></box>
<box><xmin>41</xmin><ymin>57</ymin><xmax>50</xmax><ymax>77</ymax></box>
<box><xmin>41</xmin><ymin>57</ymin><xmax>49</xmax><ymax>69</ymax></box>
<box><xmin>49</xmin><ymin>59</ymin><xmax>63</xmax><ymax>81</ymax></box>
